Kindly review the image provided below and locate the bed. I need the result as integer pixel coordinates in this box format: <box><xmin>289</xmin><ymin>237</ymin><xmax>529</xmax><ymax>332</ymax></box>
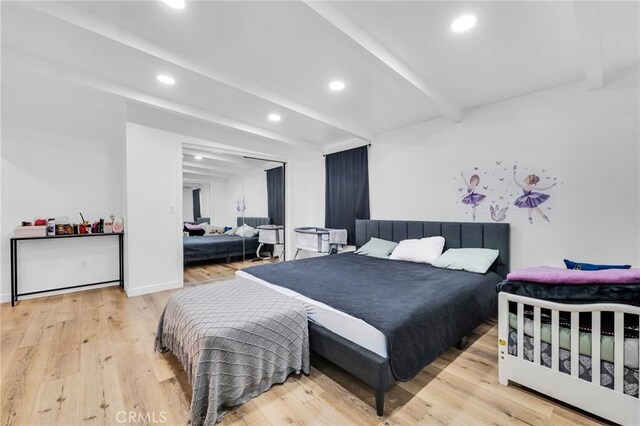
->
<box><xmin>183</xmin><ymin>217</ymin><xmax>270</xmax><ymax>264</ymax></box>
<box><xmin>239</xmin><ymin>219</ymin><xmax>510</xmax><ymax>415</ymax></box>
<box><xmin>497</xmin><ymin>271</ymin><xmax>640</xmax><ymax>425</ymax></box>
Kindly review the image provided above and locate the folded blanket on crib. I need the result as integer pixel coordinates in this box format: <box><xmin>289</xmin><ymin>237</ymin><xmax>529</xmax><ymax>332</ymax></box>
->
<box><xmin>507</xmin><ymin>266</ymin><xmax>640</xmax><ymax>284</ymax></box>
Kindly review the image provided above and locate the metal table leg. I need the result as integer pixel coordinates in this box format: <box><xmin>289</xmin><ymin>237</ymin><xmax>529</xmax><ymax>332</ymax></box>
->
<box><xmin>10</xmin><ymin>240</ymin><xmax>16</xmax><ymax>306</ymax></box>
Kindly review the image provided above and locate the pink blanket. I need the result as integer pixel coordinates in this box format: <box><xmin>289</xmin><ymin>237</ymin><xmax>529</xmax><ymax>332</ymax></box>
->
<box><xmin>507</xmin><ymin>266</ymin><xmax>640</xmax><ymax>284</ymax></box>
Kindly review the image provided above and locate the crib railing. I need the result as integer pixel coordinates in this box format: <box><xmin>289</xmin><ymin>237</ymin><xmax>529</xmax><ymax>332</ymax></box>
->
<box><xmin>498</xmin><ymin>292</ymin><xmax>640</xmax><ymax>424</ymax></box>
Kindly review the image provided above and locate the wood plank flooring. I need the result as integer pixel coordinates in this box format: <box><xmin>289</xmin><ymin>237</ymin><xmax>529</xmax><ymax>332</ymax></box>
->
<box><xmin>1</xmin><ymin>262</ymin><xmax>604</xmax><ymax>425</ymax></box>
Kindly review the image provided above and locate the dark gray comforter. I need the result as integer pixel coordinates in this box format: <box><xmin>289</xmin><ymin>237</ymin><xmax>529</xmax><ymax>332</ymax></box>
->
<box><xmin>183</xmin><ymin>235</ymin><xmax>259</xmax><ymax>263</ymax></box>
<box><xmin>242</xmin><ymin>253</ymin><xmax>501</xmax><ymax>381</ymax></box>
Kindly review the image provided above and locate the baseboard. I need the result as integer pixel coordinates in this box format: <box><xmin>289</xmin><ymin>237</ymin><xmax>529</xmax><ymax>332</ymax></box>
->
<box><xmin>125</xmin><ymin>280</ymin><xmax>183</xmax><ymax>297</ymax></box>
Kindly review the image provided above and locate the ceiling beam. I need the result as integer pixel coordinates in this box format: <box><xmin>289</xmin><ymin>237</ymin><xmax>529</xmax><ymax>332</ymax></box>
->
<box><xmin>183</xmin><ymin>142</ymin><xmax>286</xmax><ymax>164</ymax></box>
<box><xmin>3</xmin><ymin>48</ymin><xmax>319</xmax><ymax>151</ymax></box>
<box><xmin>182</xmin><ymin>149</ymin><xmax>245</xmax><ymax>165</ymax></box>
<box><xmin>304</xmin><ymin>1</ymin><xmax>463</xmax><ymax>122</ymax></box>
<box><xmin>23</xmin><ymin>1</ymin><xmax>372</xmax><ymax>142</ymax></box>
<box><xmin>183</xmin><ymin>168</ymin><xmax>233</xmax><ymax>179</ymax></box>
<box><xmin>572</xmin><ymin>2</ymin><xmax>604</xmax><ymax>90</ymax></box>
<box><xmin>182</xmin><ymin>160</ymin><xmax>245</xmax><ymax>174</ymax></box>
<box><xmin>183</xmin><ymin>177</ymin><xmax>218</xmax><ymax>185</ymax></box>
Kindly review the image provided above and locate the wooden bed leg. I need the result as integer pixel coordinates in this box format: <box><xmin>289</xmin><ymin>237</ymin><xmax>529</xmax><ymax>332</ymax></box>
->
<box><xmin>455</xmin><ymin>335</ymin><xmax>467</xmax><ymax>350</ymax></box>
<box><xmin>375</xmin><ymin>387</ymin><xmax>385</xmax><ymax>416</ymax></box>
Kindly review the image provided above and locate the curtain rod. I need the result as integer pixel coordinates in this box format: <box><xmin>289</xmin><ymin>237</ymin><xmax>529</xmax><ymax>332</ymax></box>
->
<box><xmin>323</xmin><ymin>143</ymin><xmax>371</xmax><ymax>157</ymax></box>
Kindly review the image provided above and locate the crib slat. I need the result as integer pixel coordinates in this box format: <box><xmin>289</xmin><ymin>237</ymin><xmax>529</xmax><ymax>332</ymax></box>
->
<box><xmin>551</xmin><ymin>309</ymin><xmax>559</xmax><ymax>371</ymax></box>
<box><xmin>591</xmin><ymin>311</ymin><xmax>601</xmax><ymax>385</ymax></box>
<box><xmin>533</xmin><ymin>306</ymin><xmax>541</xmax><ymax>365</ymax></box>
<box><xmin>570</xmin><ymin>311</ymin><xmax>579</xmax><ymax>377</ymax></box>
<box><xmin>614</xmin><ymin>312</ymin><xmax>624</xmax><ymax>393</ymax></box>
<box><xmin>517</xmin><ymin>303</ymin><xmax>524</xmax><ymax>360</ymax></box>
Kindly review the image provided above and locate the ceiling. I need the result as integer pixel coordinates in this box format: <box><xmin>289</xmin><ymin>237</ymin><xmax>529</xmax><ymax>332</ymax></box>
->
<box><xmin>2</xmin><ymin>1</ymin><xmax>639</xmax><ymax>166</ymax></box>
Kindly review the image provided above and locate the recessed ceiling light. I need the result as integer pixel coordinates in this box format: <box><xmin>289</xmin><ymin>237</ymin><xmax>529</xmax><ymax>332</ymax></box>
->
<box><xmin>268</xmin><ymin>113</ymin><xmax>282</xmax><ymax>122</ymax></box>
<box><xmin>157</xmin><ymin>74</ymin><xmax>175</xmax><ymax>85</ymax></box>
<box><xmin>328</xmin><ymin>80</ymin><xmax>345</xmax><ymax>91</ymax></box>
<box><xmin>194</xmin><ymin>155</ymin><xmax>203</xmax><ymax>160</ymax></box>
<box><xmin>451</xmin><ymin>15</ymin><xmax>477</xmax><ymax>33</ymax></box>
<box><xmin>162</xmin><ymin>0</ymin><xmax>185</xmax><ymax>10</ymax></box>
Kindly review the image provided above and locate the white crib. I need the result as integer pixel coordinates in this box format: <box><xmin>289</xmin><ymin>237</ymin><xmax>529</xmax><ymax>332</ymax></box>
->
<box><xmin>498</xmin><ymin>292</ymin><xmax>640</xmax><ymax>425</ymax></box>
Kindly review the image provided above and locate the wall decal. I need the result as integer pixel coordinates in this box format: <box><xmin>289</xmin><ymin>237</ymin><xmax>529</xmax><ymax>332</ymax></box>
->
<box><xmin>455</xmin><ymin>161</ymin><xmax>561</xmax><ymax>224</ymax></box>
<box><xmin>236</xmin><ymin>197</ymin><xmax>246</xmax><ymax>215</ymax></box>
<box><xmin>490</xmin><ymin>204</ymin><xmax>509</xmax><ymax>222</ymax></box>
<box><xmin>459</xmin><ymin>171</ymin><xmax>486</xmax><ymax>222</ymax></box>
<box><xmin>512</xmin><ymin>164</ymin><xmax>557</xmax><ymax>224</ymax></box>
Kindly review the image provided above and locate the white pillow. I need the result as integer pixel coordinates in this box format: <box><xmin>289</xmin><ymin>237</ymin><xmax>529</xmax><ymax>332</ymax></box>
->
<box><xmin>235</xmin><ymin>223</ymin><xmax>255</xmax><ymax>237</ymax></box>
<box><xmin>389</xmin><ymin>236</ymin><xmax>445</xmax><ymax>264</ymax></box>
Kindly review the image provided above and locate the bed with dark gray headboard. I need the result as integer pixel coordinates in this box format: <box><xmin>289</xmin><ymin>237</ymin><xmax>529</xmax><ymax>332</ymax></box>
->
<box><xmin>184</xmin><ymin>217</ymin><xmax>271</xmax><ymax>264</ymax></box>
<box><xmin>355</xmin><ymin>219</ymin><xmax>510</xmax><ymax>277</ymax></box>
<box><xmin>242</xmin><ymin>219</ymin><xmax>510</xmax><ymax>416</ymax></box>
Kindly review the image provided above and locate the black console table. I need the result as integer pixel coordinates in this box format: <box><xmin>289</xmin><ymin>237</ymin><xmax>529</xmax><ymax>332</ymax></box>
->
<box><xmin>9</xmin><ymin>233</ymin><xmax>124</xmax><ymax>306</ymax></box>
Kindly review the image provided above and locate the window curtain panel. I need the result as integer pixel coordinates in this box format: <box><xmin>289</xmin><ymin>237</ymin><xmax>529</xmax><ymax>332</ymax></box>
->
<box><xmin>325</xmin><ymin>146</ymin><xmax>370</xmax><ymax>245</ymax></box>
<box><xmin>192</xmin><ymin>188</ymin><xmax>201</xmax><ymax>221</ymax></box>
<box><xmin>266</xmin><ymin>166</ymin><xmax>285</xmax><ymax>226</ymax></box>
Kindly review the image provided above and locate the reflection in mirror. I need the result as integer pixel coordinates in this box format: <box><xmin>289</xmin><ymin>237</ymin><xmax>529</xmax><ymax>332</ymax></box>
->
<box><xmin>181</xmin><ymin>143</ymin><xmax>286</xmax><ymax>278</ymax></box>
<box><xmin>240</xmin><ymin>157</ymin><xmax>285</xmax><ymax>263</ymax></box>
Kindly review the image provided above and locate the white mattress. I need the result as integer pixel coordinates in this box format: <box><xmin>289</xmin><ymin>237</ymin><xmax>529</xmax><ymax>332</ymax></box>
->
<box><xmin>236</xmin><ymin>270</ymin><xmax>388</xmax><ymax>358</ymax></box>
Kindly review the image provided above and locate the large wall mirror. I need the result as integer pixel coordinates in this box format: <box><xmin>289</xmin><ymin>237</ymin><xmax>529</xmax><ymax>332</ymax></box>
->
<box><xmin>182</xmin><ymin>145</ymin><xmax>285</xmax><ymax>278</ymax></box>
<box><xmin>240</xmin><ymin>157</ymin><xmax>285</xmax><ymax>262</ymax></box>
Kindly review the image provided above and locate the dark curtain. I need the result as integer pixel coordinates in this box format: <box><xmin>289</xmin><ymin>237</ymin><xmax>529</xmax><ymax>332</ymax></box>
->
<box><xmin>325</xmin><ymin>146</ymin><xmax>370</xmax><ymax>245</ymax></box>
<box><xmin>192</xmin><ymin>188</ymin><xmax>201</xmax><ymax>221</ymax></box>
<box><xmin>266</xmin><ymin>166</ymin><xmax>285</xmax><ymax>226</ymax></box>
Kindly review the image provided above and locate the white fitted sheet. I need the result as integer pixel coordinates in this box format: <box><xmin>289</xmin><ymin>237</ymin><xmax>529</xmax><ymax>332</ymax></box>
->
<box><xmin>236</xmin><ymin>270</ymin><xmax>388</xmax><ymax>358</ymax></box>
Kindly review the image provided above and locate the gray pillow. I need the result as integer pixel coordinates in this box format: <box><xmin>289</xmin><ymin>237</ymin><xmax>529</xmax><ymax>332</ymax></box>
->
<box><xmin>431</xmin><ymin>248</ymin><xmax>499</xmax><ymax>274</ymax></box>
<box><xmin>224</xmin><ymin>227</ymin><xmax>238</xmax><ymax>236</ymax></box>
<box><xmin>354</xmin><ymin>237</ymin><xmax>399</xmax><ymax>259</ymax></box>
<box><xmin>245</xmin><ymin>228</ymin><xmax>260</xmax><ymax>238</ymax></box>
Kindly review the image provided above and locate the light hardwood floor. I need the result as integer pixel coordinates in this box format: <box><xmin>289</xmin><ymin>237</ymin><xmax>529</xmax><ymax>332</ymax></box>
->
<box><xmin>1</xmin><ymin>262</ymin><xmax>603</xmax><ymax>426</ymax></box>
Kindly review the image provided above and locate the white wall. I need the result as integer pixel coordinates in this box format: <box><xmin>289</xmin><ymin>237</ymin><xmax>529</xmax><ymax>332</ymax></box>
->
<box><xmin>199</xmin><ymin>182</ymin><xmax>211</xmax><ymax>221</ymax></box>
<box><xmin>285</xmin><ymin>158</ymin><xmax>326</xmax><ymax>260</ymax></box>
<box><xmin>225</xmin><ymin>167</ymin><xmax>269</xmax><ymax>226</ymax></box>
<box><xmin>125</xmin><ymin>123</ymin><xmax>183</xmax><ymax>296</ymax></box>
<box><xmin>370</xmin><ymin>74</ymin><xmax>640</xmax><ymax>269</ymax></box>
<box><xmin>182</xmin><ymin>187</ymin><xmax>194</xmax><ymax>222</ymax></box>
<box><xmin>1</xmin><ymin>71</ymin><xmax>125</xmax><ymax>302</ymax></box>
<box><xmin>211</xmin><ymin>179</ymin><xmax>233</xmax><ymax>227</ymax></box>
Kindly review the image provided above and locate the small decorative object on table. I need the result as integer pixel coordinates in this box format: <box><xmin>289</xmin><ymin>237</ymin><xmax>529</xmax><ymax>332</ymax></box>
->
<box><xmin>14</xmin><ymin>225</ymin><xmax>47</xmax><ymax>238</ymax></box>
<box><xmin>55</xmin><ymin>224</ymin><xmax>74</xmax><ymax>235</ymax></box>
<box><xmin>112</xmin><ymin>217</ymin><xmax>124</xmax><ymax>233</ymax></box>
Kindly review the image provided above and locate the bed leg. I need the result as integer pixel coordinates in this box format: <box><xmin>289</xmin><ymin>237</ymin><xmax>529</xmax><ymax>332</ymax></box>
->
<box><xmin>455</xmin><ymin>335</ymin><xmax>467</xmax><ymax>350</ymax></box>
<box><xmin>375</xmin><ymin>387</ymin><xmax>385</xmax><ymax>416</ymax></box>
<box><xmin>226</xmin><ymin>255</ymin><xmax>231</xmax><ymax>264</ymax></box>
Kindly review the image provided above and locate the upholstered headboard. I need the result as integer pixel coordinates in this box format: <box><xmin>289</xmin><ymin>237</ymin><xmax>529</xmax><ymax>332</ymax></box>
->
<box><xmin>355</xmin><ymin>219</ymin><xmax>510</xmax><ymax>278</ymax></box>
<box><xmin>237</xmin><ymin>217</ymin><xmax>272</xmax><ymax>228</ymax></box>
<box><xmin>196</xmin><ymin>217</ymin><xmax>210</xmax><ymax>225</ymax></box>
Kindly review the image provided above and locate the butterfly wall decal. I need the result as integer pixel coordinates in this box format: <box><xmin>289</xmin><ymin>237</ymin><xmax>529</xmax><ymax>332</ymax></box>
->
<box><xmin>496</xmin><ymin>161</ymin><xmax>502</xmax><ymax>165</ymax></box>
<box><xmin>483</xmin><ymin>186</ymin><xmax>488</xmax><ymax>190</ymax></box>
